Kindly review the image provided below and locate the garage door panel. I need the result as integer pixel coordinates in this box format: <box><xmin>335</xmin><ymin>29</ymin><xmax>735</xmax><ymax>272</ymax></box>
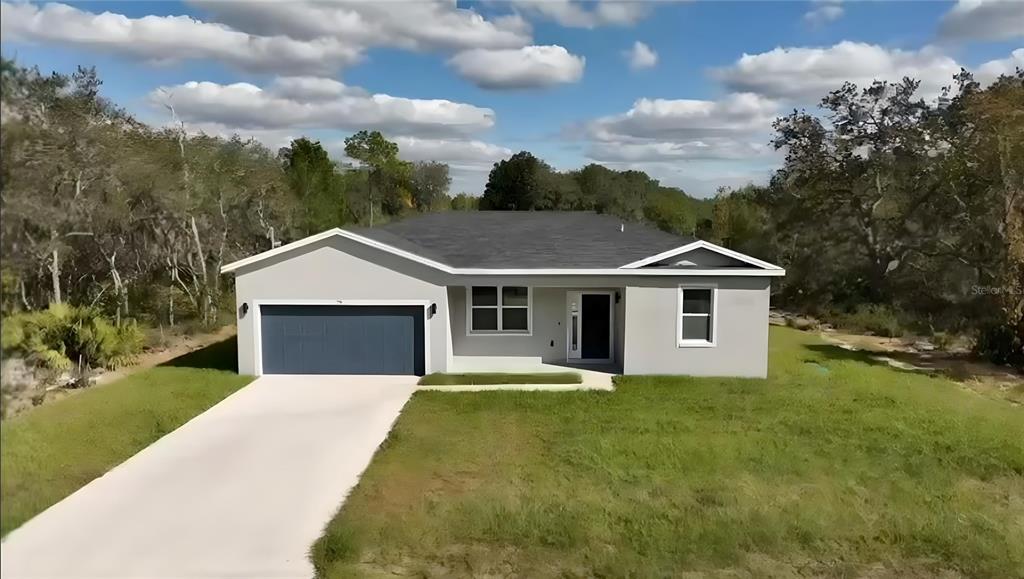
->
<box><xmin>260</xmin><ymin>305</ymin><xmax>424</xmax><ymax>375</ymax></box>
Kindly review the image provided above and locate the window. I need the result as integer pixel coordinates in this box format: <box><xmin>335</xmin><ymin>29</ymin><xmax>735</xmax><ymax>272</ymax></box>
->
<box><xmin>678</xmin><ymin>286</ymin><xmax>716</xmax><ymax>346</ymax></box>
<box><xmin>469</xmin><ymin>286</ymin><xmax>530</xmax><ymax>334</ymax></box>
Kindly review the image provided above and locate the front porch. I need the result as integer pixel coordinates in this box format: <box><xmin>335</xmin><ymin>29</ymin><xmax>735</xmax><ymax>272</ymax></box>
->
<box><xmin>446</xmin><ymin>285</ymin><xmax>626</xmax><ymax>372</ymax></box>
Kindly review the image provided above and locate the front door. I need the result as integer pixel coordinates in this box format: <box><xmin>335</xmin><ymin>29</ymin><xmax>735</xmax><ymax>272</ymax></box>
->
<box><xmin>566</xmin><ymin>291</ymin><xmax>613</xmax><ymax>363</ymax></box>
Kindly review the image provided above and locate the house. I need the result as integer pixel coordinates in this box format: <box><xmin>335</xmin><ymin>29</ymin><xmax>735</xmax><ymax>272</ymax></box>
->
<box><xmin>221</xmin><ymin>211</ymin><xmax>784</xmax><ymax>378</ymax></box>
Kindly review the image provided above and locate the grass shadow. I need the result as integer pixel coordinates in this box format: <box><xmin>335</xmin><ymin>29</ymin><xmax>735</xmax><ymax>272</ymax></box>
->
<box><xmin>802</xmin><ymin>343</ymin><xmax>933</xmax><ymax>377</ymax></box>
<box><xmin>159</xmin><ymin>336</ymin><xmax>238</xmax><ymax>372</ymax></box>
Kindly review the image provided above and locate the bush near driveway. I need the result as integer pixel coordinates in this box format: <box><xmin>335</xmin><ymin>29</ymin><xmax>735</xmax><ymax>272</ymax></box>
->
<box><xmin>1</xmin><ymin>342</ymin><xmax>251</xmax><ymax>537</ymax></box>
<box><xmin>313</xmin><ymin>327</ymin><xmax>1024</xmax><ymax>578</ymax></box>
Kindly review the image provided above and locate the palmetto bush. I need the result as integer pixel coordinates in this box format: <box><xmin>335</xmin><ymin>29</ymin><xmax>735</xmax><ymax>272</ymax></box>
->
<box><xmin>1</xmin><ymin>304</ymin><xmax>144</xmax><ymax>372</ymax></box>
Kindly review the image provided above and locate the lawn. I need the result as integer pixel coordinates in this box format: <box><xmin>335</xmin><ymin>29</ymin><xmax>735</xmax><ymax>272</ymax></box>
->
<box><xmin>419</xmin><ymin>372</ymin><xmax>581</xmax><ymax>386</ymax></box>
<box><xmin>313</xmin><ymin>327</ymin><xmax>1024</xmax><ymax>578</ymax></box>
<box><xmin>1</xmin><ymin>338</ymin><xmax>251</xmax><ymax>537</ymax></box>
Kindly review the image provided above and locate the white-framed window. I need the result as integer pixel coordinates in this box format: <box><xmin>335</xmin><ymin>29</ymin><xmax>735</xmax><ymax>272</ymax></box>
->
<box><xmin>468</xmin><ymin>286</ymin><xmax>531</xmax><ymax>334</ymax></box>
<box><xmin>677</xmin><ymin>285</ymin><xmax>717</xmax><ymax>347</ymax></box>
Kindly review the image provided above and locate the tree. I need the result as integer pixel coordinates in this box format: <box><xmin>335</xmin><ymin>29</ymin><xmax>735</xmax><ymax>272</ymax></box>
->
<box><xmin>407</xmin><ymin>161</ymin><xmax>449</xmax><ymax>212</ymax></box>
<box><xmin>344</xmin><ymin>130</ymin><xmax>400</xmax><ymax>226</ymax></box>
<box><xmin>480</xmin><ymin>151</ymin><xmax>541</xmax><ymax>210</ymax></box>
<box><xmin>450</xmin><ymin>193</ymin><xmax>479</xmax><ymax>211</ymax></box>
<box><xmin>279</xmin><ymin>138</ymin><xmax>346</xmax><ymax>234</ymax></box>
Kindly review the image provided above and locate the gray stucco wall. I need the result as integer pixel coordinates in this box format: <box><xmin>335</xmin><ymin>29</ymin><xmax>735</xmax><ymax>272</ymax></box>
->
<box><xmin>232</xmin><ymin>236</ymin><xmax>449</xmax><ymax>375</ymax></box>
<box><xmin>622</xmin><ymin>277</ymin><xmax>771</xmax><ymax>378</ymax></box>
<box><xmin>231</xmin><ymin>239</ymin><xmax>773</xmax><ymax>378</ymax></box>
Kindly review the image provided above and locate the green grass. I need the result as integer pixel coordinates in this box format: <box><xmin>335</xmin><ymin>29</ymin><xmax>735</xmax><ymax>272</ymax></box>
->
<box><xmin>1</xmin><ymin>339</ymin><xmax>251</xmax><ymax>537</ymax></box>
<box><xmin>418</xmin><ymin>372</ymin><xmax>581</xmax><ymax>386</ymax></box>
<box><xmin>313</xmin><ymin>327</ymin><xmax>1024</xmax><ymax>578</ymax></box>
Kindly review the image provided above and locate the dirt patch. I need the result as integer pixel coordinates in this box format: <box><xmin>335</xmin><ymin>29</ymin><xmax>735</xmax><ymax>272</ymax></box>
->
<box><xmin>94</xmin><ymin>325</ymin><xmax>236</xmax><ymax>385</ymax></box>
<box><xmin>818</xmin><ymin>328</ymin><xmax>1023</xmax><ymax>405</ymax></box>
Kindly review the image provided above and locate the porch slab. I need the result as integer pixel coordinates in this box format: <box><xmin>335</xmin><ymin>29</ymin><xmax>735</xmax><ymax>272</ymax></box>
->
<box><xmin>432</xmin><ymin>361</ymin><xmax>617</xmax><ymax>391</ymax></box>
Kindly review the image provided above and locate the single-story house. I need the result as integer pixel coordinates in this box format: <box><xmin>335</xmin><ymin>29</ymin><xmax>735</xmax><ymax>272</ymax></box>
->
<box><xmin>221</xmin><ymin>211</ymin><xmax>784</xmax><ymax>378</ymax></box>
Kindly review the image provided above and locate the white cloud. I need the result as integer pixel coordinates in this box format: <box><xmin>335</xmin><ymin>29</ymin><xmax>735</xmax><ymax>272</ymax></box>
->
<box><xmin>939</xmin><ymin>0</ymin><xmax>1024</xmax><ymax>42</ymax></box>
<box><xmin>625</xmin><ymin>41</ymin><xmax>658</xmax><ymax>70</ymax></box>
<box><xmin>714</xmin><ymin>41</ymin><xmax>963</xmax><ymax>102</ymax></box>
<box><xmin>191</xmin><ymin>0</ymin><xmax>532</xmax><ymax>51</ymax></box>
<box><xmin>510</xmin><ymin>0</ymin><xmax>655</xmax><ymax>28</ymax></box>
<box><xmin>588</xmin><ymin>140</ymin><xmax>772</xmax><ymax>162</ymax></box>
<box><xmin>149</xmin><ymin>77</ymin><xmax>496</xmax><ymax>138</ymax></box>
<box><xmin>587</xmin><ymin>93</ymin><xmax>780</xmax><ymax>142</ymax></box>
<box><xmin>0</xmin><ymin>1</ymin><xmax>362</xmax><ymax>75</ymax></box>
<box><xmin>391</xmin><ymin>137</ymin><xmax>512</xmax><ymax>165</ymax></box>
<box><xmin>573</xmin><ymin>92</ymin><xmax>782</xmax><ymax>197</ymax></box>
<box><xmin>448</xmin><ymin>45</ymin><xmax>585</xmax><ymax>89</ymax></box>
<box><xmin>803</xmin><ymin>0</ymin><xmax>844</xmax><ymax>26</ymax></box>
<box><xmin>1</xmin><ymin>0</ymin><xmax>535</xmax><ymax>76</ymax></box>
<box><xmin>977</xmin><ymin>48</ymin><xmax>1024</xmax><ymax>84</ymax></box>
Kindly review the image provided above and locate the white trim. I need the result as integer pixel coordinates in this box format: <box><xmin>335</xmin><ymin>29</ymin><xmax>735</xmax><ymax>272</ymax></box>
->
<box><xmin>465</xmin><ymin>285</ymin><xmax>533</xmax><ymax>336</ymax></box>
<box><xmin>619</xmin><ymin>240</ymin><xmax>784</xmax><ymax>270</ymax></box>
<box><xmin>251</xmin><ymin>299</ymin><xmax>432</xmax><ymax>377</ymax></box>
<box><xmin>222</xmin><ymin>228</ymin><xmax>452</xmax><ymax>274</ymax></box>
<box><xmin>221</xmin><ymin>228</ymin><xmax>785</xmax><ymax>277</ymax></box>
<box><xmin>676</xmin><ymin>284</ymin><xmax>718</xmax><ymax>348</ymax></box>
<box><xmin>565</xmin><ymin>290</ymin><xmax>615</xmax><ymax>364</ymax></box>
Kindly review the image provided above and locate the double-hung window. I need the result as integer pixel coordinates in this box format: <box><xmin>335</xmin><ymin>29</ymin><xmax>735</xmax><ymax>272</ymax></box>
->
<box><xmin>469</xmin><ymin>286</ymin><xmax>530</xmax><ymax>334</ymax></box>
<box><xmin>678</xmin><ymin>286</ymin><xmax>716</xmax><ymax>346</ymax></box>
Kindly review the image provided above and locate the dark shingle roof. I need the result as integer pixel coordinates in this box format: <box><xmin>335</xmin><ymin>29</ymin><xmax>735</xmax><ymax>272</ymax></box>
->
<box><xmin>350</xmin><ymin>211</ymin><xmax>693</xmax><ymax>268</ymax></box>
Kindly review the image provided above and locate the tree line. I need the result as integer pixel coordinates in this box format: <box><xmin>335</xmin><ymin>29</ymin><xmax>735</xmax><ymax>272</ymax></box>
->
<box><xmin>0</xmin><ymin>60</ymin><xmax>462</xmax><ymax>331</ymax></box>
<box><xmin>477</xmin><ymin>151</ymin><xmax>713</xmax><ymax>236</ymax></box>
<box><xmin>2</xmin><ymin>58</ymin><xmax>1019</xmax><ymax>371</ymax></box>
<box><xmin>711</xmin><ymin>71</ymin><xmax>1023</xmax><ymax>368</ymax></box>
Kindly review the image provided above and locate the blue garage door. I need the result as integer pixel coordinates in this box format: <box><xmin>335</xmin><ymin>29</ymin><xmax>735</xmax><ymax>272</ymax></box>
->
<box><xmin>260</xmin><ymin>305</ymin><xmax>425</xmax><ymax>375</ymax></box>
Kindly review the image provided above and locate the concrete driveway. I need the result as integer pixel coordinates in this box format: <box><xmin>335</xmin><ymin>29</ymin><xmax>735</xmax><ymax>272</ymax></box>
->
<box><xmin>1</xmin><ymin>375</ymin><xmax>418</xmax><ymax>579</ymax></box>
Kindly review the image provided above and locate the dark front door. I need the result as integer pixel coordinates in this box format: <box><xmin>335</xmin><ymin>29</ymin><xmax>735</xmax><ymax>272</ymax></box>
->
<box><xmin>581</xmin><ymin>294</ymin><xmax>611</xmax><ymax>360</ymax></box>
<box><xmin>260</xmin><ymin>305</ymin><xmax>425</xmax><ymax>375</ymax></box>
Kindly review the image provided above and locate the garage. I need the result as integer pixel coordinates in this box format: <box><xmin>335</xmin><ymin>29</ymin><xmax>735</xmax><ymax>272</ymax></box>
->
<box><xmin>258</xmin><ymin>304</ymin><xmax>426</xmax><ymax>375</ymax></box>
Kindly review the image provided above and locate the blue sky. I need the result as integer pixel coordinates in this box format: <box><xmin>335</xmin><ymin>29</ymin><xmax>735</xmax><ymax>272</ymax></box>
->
<box><xmin>2</xmin><ymin>1</ymin><xmax>1021</xmax><ymax>197</ymax></box>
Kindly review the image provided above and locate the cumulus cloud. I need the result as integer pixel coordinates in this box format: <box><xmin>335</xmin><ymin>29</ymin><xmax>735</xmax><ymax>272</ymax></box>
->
<box><xmin>977</xmin><ymin>48</ymin><xmax>1024</xmax><ymax>84</ymax></box>
<box><xmin>0</xmin><ymin>1</ymin><xmax>362</xmax><ymax>75</ymax></box>
<box><xmin>803</xmin><ymin>0</ymin><xmax>844</xmax><ymax>26</ymax></box>
<box><xmin>587</xmin><ymin>93</ymin><xmax>780</xmax><ymax>142</ymax></box>
<box><xmin>714</xmin><ymin>41</ymin><xmax>963</xmax><ymax>102</ymax></box>
<box><xmin>448</xmin><ymin>45</ymin><xmax>586</xmax><ymax>89</ymax></box>
<box><xmin>510</xmin><ymin>0</ymin><xmax>655</xmax><ymax>28</ymax></box>
<box><xmin>391</xmin><ymin>137</ymin><xmax>512</xmax><ymax>166</ymax></box>
<box><xmin>588</xmin><ymin>140</ymin><xmax>771</xmax><ymax>162</ymax></box>
<box><xmin>149</xmin><ymin>77</ymin><xmax>496</xmax><ymax>137</ymax></box>
<box><xmin>939</xmin><ymin>0</ymin><xmax>1024</xmax><ymax>42</ymax></box>
<box><xmin>574</xmin><ymin>93</ymin><xmax>780</xmax><ymax>189</ymax></box>
<box><xmin>1</xmin><ymin>0</ymin><xmax>535</xmax><ymax>76</ymax></box>
<box><xmin>625</xmin><ymin>41</ymin><xmax>658</xmax><ymax>70</ymax></box>
<box><xmin>191</xmin><ymin>0</ymin><xmax>532</xmax><ymax>51</ymax></box>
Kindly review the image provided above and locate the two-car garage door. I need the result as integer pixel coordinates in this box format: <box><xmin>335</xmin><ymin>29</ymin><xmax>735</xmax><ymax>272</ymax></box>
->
<box><xmin>260</xmin><ymin>305</ymin><xmax>425</xmax><ymax>375</ymax></box>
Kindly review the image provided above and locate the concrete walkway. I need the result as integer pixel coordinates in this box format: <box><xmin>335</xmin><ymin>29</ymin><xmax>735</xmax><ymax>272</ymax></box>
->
<box><xmin>1</xmin><ymin>375</ymin><xmax>417</xmax><ymax>579</ymax></box>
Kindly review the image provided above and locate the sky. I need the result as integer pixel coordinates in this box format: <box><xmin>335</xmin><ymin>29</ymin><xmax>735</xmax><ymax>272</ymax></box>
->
<box><xmin>1</xmin><ymin>1</ymin><xmax>1022</xmax><ymax>198</ymax></box>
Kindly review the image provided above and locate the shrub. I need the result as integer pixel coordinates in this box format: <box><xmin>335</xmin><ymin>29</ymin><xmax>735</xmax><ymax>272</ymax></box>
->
<box><xmin>1</xmin><ymin>304</ymin><xmax>144</xmax><ymax>372</ymax></box>
<box><xmin>975</xmin><ymin>321</ymin><xmax>1024</xmax><ymax>371</ymax></box>
<box><xmin>828</xmin><ymin>304</ymin><xmax>906</xmax><ymax>338</ymax></box>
